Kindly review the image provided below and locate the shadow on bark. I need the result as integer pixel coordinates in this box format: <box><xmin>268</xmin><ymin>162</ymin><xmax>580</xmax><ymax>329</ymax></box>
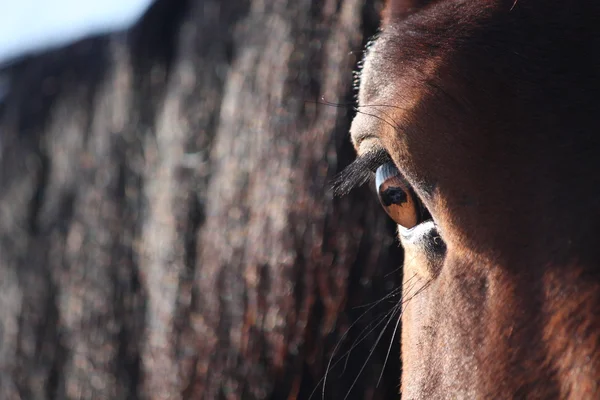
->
<box><xmin>0</xmin><ymin>0</ymin><xmax>405</xmax><ymax>398</ymax></box>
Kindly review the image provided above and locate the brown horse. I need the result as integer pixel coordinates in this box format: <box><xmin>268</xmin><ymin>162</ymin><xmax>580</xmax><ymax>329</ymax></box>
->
<box><xmin>339</xmin><ymin>0</ymin><xmax>600</xmax><ymax>398</ymax></box>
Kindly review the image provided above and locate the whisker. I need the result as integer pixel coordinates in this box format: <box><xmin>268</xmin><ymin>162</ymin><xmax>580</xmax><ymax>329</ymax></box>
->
<box><xmin>307</xmin><ymin>96</ymin><xmax>410</xmax><ymax>113</ymax></box>
<box><xmin>374</xmin><ymin>273</ymin><xmax>421</xmax><ymax>388</ymax></box>
<box><xmin>377</xmin><ymin>303</ymin><xmax>403</xmax><ymax>388</ymax></box>
<box><xmin>308</xmin><ymin>305</ymin><xmax>396</xmax><ymax>400</ymax></box>
<box><xmin>308</xmin><ymin>98</ymin><xmax>355</xmax><ymax>108</ymax></box>
<box><xmin>343</xmin><ymin>297</ymin><xmax>402</xmax><ymax>400</ymax></box>
<box><xmin>305</xmin><ymin>96</ymin><xmax>406</xmax><ymax>132</ymax></box>
<box><xmin>342</xmin><ymin>275</ymin><xmax>421</xmax><ymax>399</ymax></box>
<box><xmin>359</xmin><ymin>103</ymin><xmax>408</xmax><ymax>111</ymax></box>
<box><xmin>352</xmin><ymin>286</ymin><xmax>401</xmax><ymax>309</ymax></box>
<box><xmin>309</xmin><ymin>244</ymin><xmax>432</xmax><ymax>399</ymax></box>
<box><xmin>314</xmin><ymin>285</ymin><xmax>402</xmax><ymax>400</ymax></box>
<box><xmin>353</xmin><ymin>108</ymin><xmax>400</xmax><ymax>133</ymax></box>
<box><xmin>357</xmin><ymin>104</ymin><xmax>405</xmax><ymax>132</ymax></box>
<box><xmin>310</xmin><ymin>268</ymin><xmax>432</xmax><ymax>400</ymax></box>
<box><xmin>340</xmin><ymin>303</ymin><xmax>401</xmax><ymax>376</ymax></box>
<box><xmin>384</xmin><ymin>264</ymin><xmax>403</xmax><ymax>278</ymax></box>
<box><xmin>366</xmin><ymin>274</ymin><xmax>432</xmax><ymax>396</ymax></box>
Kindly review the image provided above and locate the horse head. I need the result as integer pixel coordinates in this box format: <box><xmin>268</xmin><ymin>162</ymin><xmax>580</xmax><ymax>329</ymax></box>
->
<box><xmin>343</xmin><ymin>0</ymin><xmax>600</xmax><ymax>397</ymax></box>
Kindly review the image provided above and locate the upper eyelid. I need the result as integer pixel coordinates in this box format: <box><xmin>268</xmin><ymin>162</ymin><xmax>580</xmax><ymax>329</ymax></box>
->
<box><xmin>331</xmin><ymin>148</ymin><xmax>392</xmax><ymax>197</ymax></box>
<box><xmin>350</xmin><ymin>119</ymin><xmax>385</xmax><ymax>154</ymax></box>
<box><xmin>357</xmin><ymin>137</ymin><xmax>386</xmax><ymax>158</ymax></box>
<box><xmin>351</xmin><ymin>106</ymin><xmax>407</xmax><ymax>153</ymax></box>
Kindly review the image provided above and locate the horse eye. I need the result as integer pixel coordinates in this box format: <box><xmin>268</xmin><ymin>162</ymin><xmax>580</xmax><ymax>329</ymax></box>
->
<box><xmin>375</xmin><ymin>162</ymin><xmax>419</xmax><ymax>228</ymax></box>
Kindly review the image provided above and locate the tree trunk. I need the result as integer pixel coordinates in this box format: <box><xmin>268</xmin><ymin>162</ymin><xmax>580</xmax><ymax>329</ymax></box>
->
<box><xmin>0</xmin><ymin>0</ymin><xmax>404</xmax><ymax>399</ymax></box>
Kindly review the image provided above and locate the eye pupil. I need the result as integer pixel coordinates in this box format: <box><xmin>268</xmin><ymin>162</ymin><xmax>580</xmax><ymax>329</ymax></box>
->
<box><xmin>379</xmin><ymin>187</ymin><xmax>408</xmax><ymax>206</ymax></box>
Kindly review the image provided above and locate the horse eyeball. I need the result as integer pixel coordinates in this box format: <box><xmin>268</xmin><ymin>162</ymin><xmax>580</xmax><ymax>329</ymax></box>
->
<box><xmin>375</xmin><ymin>162</ymin><xmax>419</xmax><ymax>229</ymax></box>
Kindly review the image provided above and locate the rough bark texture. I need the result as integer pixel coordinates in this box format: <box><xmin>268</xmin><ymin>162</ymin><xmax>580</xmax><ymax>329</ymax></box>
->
<box><xmin>0</xmin><ymin>0</ymin><xmax>404</xmax><ymax>399</ymax></box>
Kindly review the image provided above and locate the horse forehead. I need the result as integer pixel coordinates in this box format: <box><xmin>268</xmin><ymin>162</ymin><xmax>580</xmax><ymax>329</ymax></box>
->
<box><xmin>354</xmin><ymin>1</ymin><xmax>488</xmax><ymax>137</ymax></box>
<box><xmin>358</xmin><ymin>0</ymin><xmax>501</xmax><ymax>108</ymax></box>
<box><xmin>352</xmin><ymin>33</ymin><xmax>444</xmax><ymax>149</ymax></box>
<box><xmin>359</xmin><ymin>30</ymin><xmax>440</xmax><ymax>107</ymax></box>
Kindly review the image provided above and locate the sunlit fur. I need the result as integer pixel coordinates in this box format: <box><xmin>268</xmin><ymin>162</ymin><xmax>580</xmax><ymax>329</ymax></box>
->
<box><xmin>351</xmin><ymin>0</ymin><xmax>600</xmax><ymax>398</ymax></box>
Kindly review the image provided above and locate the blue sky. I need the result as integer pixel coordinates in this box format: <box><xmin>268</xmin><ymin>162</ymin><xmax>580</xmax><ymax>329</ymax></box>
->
<box><xmin>0</xmin><ymin>0</ymin><xmax>153</xmax><ymax>62</ymax></box>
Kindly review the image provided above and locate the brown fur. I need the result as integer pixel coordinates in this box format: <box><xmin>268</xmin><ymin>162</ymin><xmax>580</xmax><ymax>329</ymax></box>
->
<box><xmin>352</xmin><ymin>0</ymin><xmax>600</xmax><ymax>398</ymax></box>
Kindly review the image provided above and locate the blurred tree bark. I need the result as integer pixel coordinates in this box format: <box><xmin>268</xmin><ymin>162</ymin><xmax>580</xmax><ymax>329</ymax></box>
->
<box><xmin>0</xmin><ymin>0</ymin><xmax>404</xmax><ymax>399</ymax></box>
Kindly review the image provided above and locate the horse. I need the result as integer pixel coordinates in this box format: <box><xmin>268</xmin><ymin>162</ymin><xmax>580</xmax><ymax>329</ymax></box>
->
<box><xmin>339</xmin><ymin>0</ymin><xmax>600</xmax><ymax>397</ymax></box>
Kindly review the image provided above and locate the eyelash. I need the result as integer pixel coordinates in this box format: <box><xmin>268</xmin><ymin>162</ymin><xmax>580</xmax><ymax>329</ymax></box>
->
<box><xmin>332</xmin><ymin>149</ymin><xmax>392</xmax><ymax>196</ymax></box>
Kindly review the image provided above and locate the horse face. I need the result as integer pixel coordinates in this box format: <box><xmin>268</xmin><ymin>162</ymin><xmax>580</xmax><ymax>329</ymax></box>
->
<box><xmin>350</xmin><ymin>1</ymin><xmax>600</xmax><ymax>397</ymax></box>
